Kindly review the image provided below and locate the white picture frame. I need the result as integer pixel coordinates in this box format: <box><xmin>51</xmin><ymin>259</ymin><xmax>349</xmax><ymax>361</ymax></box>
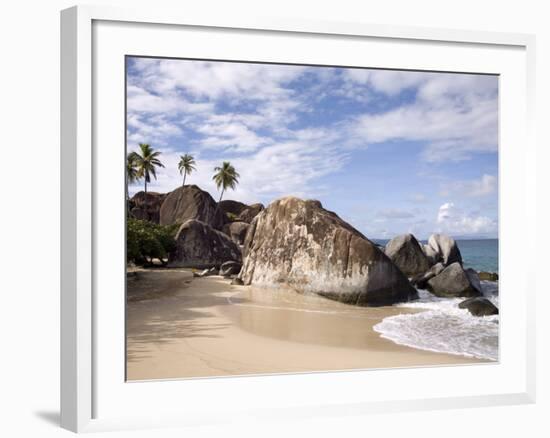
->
<box><xmin>60</xmin><ymin>4</ymin><xmax>537</xmax><ymax>433</ymax></box>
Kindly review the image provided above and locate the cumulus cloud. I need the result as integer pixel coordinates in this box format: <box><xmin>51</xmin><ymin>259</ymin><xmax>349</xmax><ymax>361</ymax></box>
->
<box><xmin>436</xmin><ymin>202</ymin><xmax>497</xmax><ymax>236</ymax></box>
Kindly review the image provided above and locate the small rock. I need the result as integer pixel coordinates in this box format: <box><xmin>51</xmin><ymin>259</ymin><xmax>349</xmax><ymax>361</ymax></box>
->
<box><xmin>459</xmin><ymin>297</ymin><xmax>499</xmax><ymax>316</ymax></box>
<box><xmin>219</xmin><ymin>261</ymin><xmax>242</xmax><ymax>277</ymax></box>
<box><xmin>231</xmin><ymin>278</ymin><xmax>244</xmax><ymax>285</ymax></box>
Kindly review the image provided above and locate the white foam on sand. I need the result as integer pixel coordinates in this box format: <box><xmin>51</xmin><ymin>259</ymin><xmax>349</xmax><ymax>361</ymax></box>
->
<box><xmin>373</xmin><ymin>281</ymin><xmax>499</xmax><ymax>361</ymax></box>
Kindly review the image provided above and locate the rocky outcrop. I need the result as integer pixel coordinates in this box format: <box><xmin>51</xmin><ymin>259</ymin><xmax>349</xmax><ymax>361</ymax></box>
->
<box><xmin>130</xmin><ymin>191</ymin><xmax>167</xmax><ymax>223</ymax></box>
<box><xmin>222</xmin><ymin>221</ymin><xmax>249</xmax><ymax>245</ymax></box>
<box><xmin>168</xmin><ymin>220</ymin><xmax>241</xmax><ymax>268</ymax></box>
<box><xmin>411</xmin><ymin>262</ymin><xmax>445</xmax><ymax>289</ymax></box>
<box><xmin>384</xmin><ymin>234</ymin><xmax>431</xmax><ymax>276</ymax></box>
<box><xmin>218</xmin><ymin>200</ymin><xmax>247</xmax><ymax>218</ymax></box>
<box><xmin>237</xmin><ymin>203</ymin><xmax>264</xmax><ymax>223</ymax></box>
<box><xmin>425</xmin><ymin>234</ymin><xmax>463</xmax><ymax>266</ymax></box>
<box><xmin>459</xmin><ymin>297</ymin><xmax>499</xmax><ymax>316</ymax></box>
<box><xmin>427</xmin><ymin>262</ymin><xmax>482</xmax><ymax>298</ymax></box>
<box><xmin>159</xmin><ymin>185</ymin><xmax>225</xmax><ymax>229</ymax></box>
<box><xmin>240</xmin><ymin>197</ymin><xmax>417</xmax><ymax>307</ymax></box>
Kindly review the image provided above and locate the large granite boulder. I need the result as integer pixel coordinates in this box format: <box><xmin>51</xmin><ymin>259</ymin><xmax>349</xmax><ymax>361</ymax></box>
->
<box><xmin>427</xmin><ymin>262</ymin><xmax>482</xmax><ymax>298</ymax></box>
<box><xmin>130</xmin><ymin>191</ymin><xmax>166</xmax><ymax>223</ymax></box>
<box><xmin>222</xmin><ymin>221</ymin><xmax>249</xmax><ymax>245</ymax></box>
<box><xmin>411</xmin><ymin>262</ymin><xmax>445</xmax><ymax>289</ymax></box>
<box><xmin>237</xmin><ymin>203</ymin><xmax>264</xmax><ymax>223</ymax></box>
<box><xmin>159</xmin><ymin>185</ymin><xmax>225</xmax><ymax>229</ymax></box>
<box><xmin>240</xmin><ymin>197</ymin><xmax>417</xmax><ymax>306</ymax></box>
<box><xmin>218</xmin><ymin>200</ymin><xmax>247</xmax><ymax>218</ymax></box>
<box><xmin>384</xmin><ymin>234</ymin><xmax>431</xmax><ymax>276</ymax></box>
<box><xmin>426</xmin><ymin>234</ymin><xmax>463</xmax><ymax>266</ymax></box>
<box><xmin>459</xmin><ymin>297</ymin><xmax>499</xmax><ymax>316</ymax></box>
<box><xmin>168</xmin><ymin>220</ymin><xmax>241</xmax><ymax>268</ymax></box>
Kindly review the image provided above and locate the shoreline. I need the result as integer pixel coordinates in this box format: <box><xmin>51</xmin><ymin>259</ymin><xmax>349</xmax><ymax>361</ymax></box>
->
<box><xmin>126</xmin><ymin>268</ymin><xmax>488</xmax><ymax>381</ymax></box>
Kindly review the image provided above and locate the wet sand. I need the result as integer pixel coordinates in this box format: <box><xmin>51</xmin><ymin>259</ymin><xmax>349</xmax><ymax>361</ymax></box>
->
<box><xmin>126</xmin><ymin>269</ymin><xmax>485</xmax><ymax>381</ymax></box>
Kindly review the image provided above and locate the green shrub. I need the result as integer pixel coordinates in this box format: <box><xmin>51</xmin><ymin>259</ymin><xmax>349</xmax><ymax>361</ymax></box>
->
<box><xmin>127</xmin><ymin>218</ymin><xmax>179</xmax><ymax>265</ymax></box>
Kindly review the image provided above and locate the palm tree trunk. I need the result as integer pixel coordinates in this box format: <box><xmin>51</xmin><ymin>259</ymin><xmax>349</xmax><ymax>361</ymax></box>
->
<box><xmin>182</xmin><ymin>173</ymin><xmax>187</xmax><ymax>188</ymax></box>
<box><xmin>218</xmin><ymin>188</ymin><xmax>225</xmax><ymax>203</ymax></box>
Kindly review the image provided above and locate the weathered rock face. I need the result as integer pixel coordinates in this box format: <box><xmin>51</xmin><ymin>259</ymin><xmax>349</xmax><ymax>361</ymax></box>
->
<box><xmin>384</xmin><ymin>234</ymin><xmax>431</xmax><ymax>276</ymax></box>
<box><xmin>459</xmin><ymin>297</ymin><xmax>499</xmax><ymax>316</ymax></box>
<box><xmin>426</xmin><ymin>234</ymin><xmax>463</xmax><ymax>266</ymax></box>
<box><xmin>465</xmin><ymin>268</ymin><xmax>483</xmax><ymax>295</ymax></box>
<box><xmin>427</xmin><ymin>262</ymin><xmax>482</xmax><ymax>298</ymax></box>
<box><xmin>222</xmin><ymin>221</ymin><xmax>249</xmax><ymax>245</ymax></box>
<box><xmin>130</xmin><ymin>191</ymin><xmax>166</xmax><ymax>223</ymax></box>
<box><xmin>168</xmin><ymin>220</ymin><xmax>241</xmax><ymax>269</ymax></box>
<box><xmin>237</xmin><ymin>203</ymin><xmax>264</xmax><ymax>223</ymax></box>
<box><xmin>240</xmin><ymin>197</ymin><xmax>417</xmax><ymax>307</ymax></box>
<box><xmin>159</xmin><ymin>185</ymin><xmax>225</xmax><ymax>229</ymax></box>
<box><xmin>218</xmin><ymin>200</ymin><xmax>247</xmax><ymax>218</ymax></box>
<box><xmin>422</xmin><ymin>244</ymin><xmax>441</xmax><ymax>265</ymax></box>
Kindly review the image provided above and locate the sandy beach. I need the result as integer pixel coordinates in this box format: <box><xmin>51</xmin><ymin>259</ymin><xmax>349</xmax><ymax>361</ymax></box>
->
<box><xmin>126</xmin><ymin>269</ymin><xmax>486</xmax><ymax>381</ymax></box>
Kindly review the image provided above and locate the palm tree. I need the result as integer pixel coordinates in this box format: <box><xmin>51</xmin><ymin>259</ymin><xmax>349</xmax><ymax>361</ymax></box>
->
<box><xmin>178</xmin><ymin>153</ymin><xmax>196</xmax><ymax>187</ymax></box>
<box><xmin>131</xmin><ymin>143</ymin><xmax>164</xmax><ymax>207</ymax></box>
<box><xmin>126</xmin><ymin>152</ymin><xmax>140</xmax><ymax>212</ymax></box>
<box><xmin>212</xmin><ymin>161</ymin><xmax>240</xmax><ymax>203</ymax></box>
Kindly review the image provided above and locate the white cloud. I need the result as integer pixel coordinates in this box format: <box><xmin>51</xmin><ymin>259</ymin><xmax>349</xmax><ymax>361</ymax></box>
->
<box><xmin>440</xmin><ymin>174</ymin><xmax>497</xmax><ymax>198</ymax></box>
<box><xmin>436</xmin><ymin>202</ymin><xmax>497</xmax><ymax>236</ymax></box>
<box><xmin>353</xmin><ymin>73</ymin><xmax>498</xmax><ymax>162</ymax></box>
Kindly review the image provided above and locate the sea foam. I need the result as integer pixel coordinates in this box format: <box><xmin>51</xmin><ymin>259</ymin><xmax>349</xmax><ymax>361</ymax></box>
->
<box><xmin>373</xmin><ymin>281</ymin><xmax>499</xmax><ymax>361</ymax></box>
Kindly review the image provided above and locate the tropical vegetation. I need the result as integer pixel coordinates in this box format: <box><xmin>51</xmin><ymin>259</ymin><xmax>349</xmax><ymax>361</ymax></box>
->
<box><xmin>178</xmin><ymin>153</ymin><xmax>196</xmax><ymax>187</ymax></box>
<box><xmin>212</xmin><ymin>161</ymin><xmax>240</xmax><ymax>203</ymax></box>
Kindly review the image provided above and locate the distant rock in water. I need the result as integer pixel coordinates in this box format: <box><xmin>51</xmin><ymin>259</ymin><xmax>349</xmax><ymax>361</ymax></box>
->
<box><xmin>478</xmin><ymin>271</ymin><xmax>499</xmax><ymax>281</ymax></box>
<box><xmin>130</xmin><ymin>191</ymin><xmax>167</xmax><ymax>223</ymax></box>
<box><xmin>222</xmin><ymin>221</ymin><xmax>249</xmax><ymax>245</ymax></box>
<box><xmin>168</xmin><ymin>220</ymin><xmax>241</xmax><ymax>269</ymax></box>
<box><xmin>218</xmin><ymin>200</ymin><xmax>247</xmax><ymax>217</ymax></box>
<box><xmin>237</xmin><ymin>203</ymin><xmax>264</xmax><ymax>223</ymax></box>
<box><xmin>159</xmin><ymin>185</ymin><xmax>225</xmax><ymax>229</ymax></box>
<box><xmin>425</xmin><ymin>234</ymin><xmax>463</xmax><ymax>266</ymax></box>
<box><xmin>427</xmin><ymin>262</ymin><xmax>482</xmax><ymax>298</ymax></box>
<box><xmin>459</xmin><ymin>297</ymin><xmax>499</xmax><ymax>316</ymax></box>
<box><xmin>240</xmin><ymin>196</ymin><xmax>417</xmax><ymax>307</ymax></box>
<box><xmin>384</xmin><ymin>233</ymin><xmax>431</xmax><ymax>276</ymax></box>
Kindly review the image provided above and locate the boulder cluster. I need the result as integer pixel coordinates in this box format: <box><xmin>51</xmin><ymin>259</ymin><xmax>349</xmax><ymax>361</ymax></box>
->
<box><xmin>130</xmin><ymin>186</ymin><xmax>498</xmax><ymax>314</ymax></box>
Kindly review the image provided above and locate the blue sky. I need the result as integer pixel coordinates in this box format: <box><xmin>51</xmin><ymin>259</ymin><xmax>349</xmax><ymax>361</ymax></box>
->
<box><xmin>126</xmin><ymin>57</ymin><xmax>498</xmax><ymax>239</ymax></box>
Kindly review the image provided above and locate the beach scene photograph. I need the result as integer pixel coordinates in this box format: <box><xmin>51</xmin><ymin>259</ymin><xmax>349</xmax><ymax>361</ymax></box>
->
<box><xmin>125</xmin><ymin>56</ymin><xmax>499</xmax><ymax>381</ymax></box>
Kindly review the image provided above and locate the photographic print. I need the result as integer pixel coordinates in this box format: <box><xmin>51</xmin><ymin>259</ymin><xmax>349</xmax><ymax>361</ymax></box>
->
<box><xmin>125</xmin><ymin>56</ymin><xmax>499</xmax><ymax>381</ymax></box>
